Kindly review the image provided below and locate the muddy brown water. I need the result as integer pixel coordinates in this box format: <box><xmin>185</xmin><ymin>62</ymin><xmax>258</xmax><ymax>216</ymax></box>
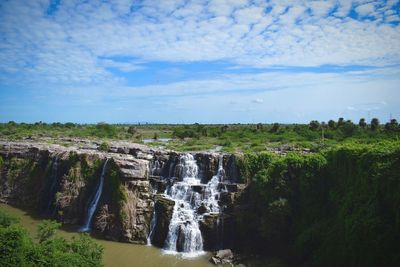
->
<box><xmin>0</xmin><ymin>203</ymin><xmax>213</xmax><ymax>267</ymax></box>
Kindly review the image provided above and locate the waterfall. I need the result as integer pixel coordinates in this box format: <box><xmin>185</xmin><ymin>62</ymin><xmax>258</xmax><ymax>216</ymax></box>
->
<box><xmin>46</xmin><ymin>156</ymin><xmax>59</xmax><ymax>215</ymax></box>
<box><xmin>80</xmin><ymin>158</ymin><xmax>109</xmax><ymax>232</ymax></box>
<box><xmin>217</xmin><ymin>155</ymin><xmax>225</xmax><ymax>182</ymax></box>
<box><xmin>168</xmin><ymin>161</ymin><xmax>175</xmax><ymax>178</ymax></box>
<box><xmin>147</xmin><ymin>208</ymin><xmax>157</xmax><ymax>245</ymax></box>
<box><xmin>162</xmin><ymin>153</ymin><xmax>223</xmax><ymax>257</ymax></box>
<box><xmin>152</xmin><ymin>159</ymin><xmax>162</xmax><ymax>176</ymax></box>
<box><xmin>163</xmin><ymin>154</ymin><xmax>203</xmax><ymax>256</ymax></box>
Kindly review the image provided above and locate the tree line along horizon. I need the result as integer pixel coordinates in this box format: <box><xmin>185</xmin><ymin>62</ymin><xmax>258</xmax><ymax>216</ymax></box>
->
<box><xmin>0</xmin><ymin>117</ymin><xmax>399</xmax><ymax>147</ymax></box>
<box><xmin>1</xmin><ymin>117</ymin><xmax>398</xmax><ymax>128</ymax></box>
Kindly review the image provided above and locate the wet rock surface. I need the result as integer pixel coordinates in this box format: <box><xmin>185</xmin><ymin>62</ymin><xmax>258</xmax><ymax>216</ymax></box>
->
<box><xmin>150</xmin><ymin>195</ymin><xmax>175</xmax><ymax>247</ymax></box>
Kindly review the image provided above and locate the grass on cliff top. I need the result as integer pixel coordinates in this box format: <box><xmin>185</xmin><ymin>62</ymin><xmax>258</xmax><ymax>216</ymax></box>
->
<box><xmin>1</xmin><ymin>120</ymin><xmax>399</xmax><ymax>153</ymax></box>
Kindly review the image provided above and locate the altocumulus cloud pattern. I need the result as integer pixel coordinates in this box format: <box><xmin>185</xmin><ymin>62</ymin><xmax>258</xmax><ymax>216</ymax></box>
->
<box><xmin>0</xmin><ymin>0</ymin><xmax>399</xmax><ymax>123</ymax></box>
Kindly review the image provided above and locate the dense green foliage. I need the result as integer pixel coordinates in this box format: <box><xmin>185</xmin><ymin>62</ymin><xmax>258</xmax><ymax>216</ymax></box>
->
<box><xmin>106</xmin><ymin>161</ymin><xmax>128</xmax><ymax>224</ymax></box>
<box><xmin>1</xmin><ymin>118</ymin><xmax>399</xmax><ymax>152</ymax></box>
<box><xmin>36</xmin><ymin>220</ymin><xmax>61</xmax><ymax>243</ymax></box>
<box><xmin>236</xmin><ymin>141</ymin><xmax>400</xmax><ymax>267</ymax></box>
<box><xmin>0</xmin><ymin>210</ymin><xmax>103</xmax><ymax>266</ymax></box>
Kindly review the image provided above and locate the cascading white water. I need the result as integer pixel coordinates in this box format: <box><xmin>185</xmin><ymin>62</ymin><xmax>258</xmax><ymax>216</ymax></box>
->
<box><xmin>163</xmin><ymin>154</ymin><xmax>203</xmax><ymax>256</ymax></box>
<box><xmin>217</xmin><ymin>154</ymin><xmax>225</xmax><ymax>182</ymax></box>
<box><xmin>80</xmin><ymin>158</ymin><xmax>109</xmax><ymax>232</ymax></box>
<box><xmin>162</xmin><ymin>154</ymin><xmax>224</xmax><ymax>257</ymax></box>
<box><xmin>46</xmin><ymin>156</ymin><xmax>58</xmax><ymax>214</ymax></box>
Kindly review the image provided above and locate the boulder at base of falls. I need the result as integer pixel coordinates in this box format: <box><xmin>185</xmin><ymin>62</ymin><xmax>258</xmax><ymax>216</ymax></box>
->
<box><xmin>210</xmin><ymin>249</ymin><xmax>234</xmax><ymax>266</ymax></box>
<box><xmin>150</xmin><ymin>195</ymin><xmax>175</xmax><ymax>247</ymax></box>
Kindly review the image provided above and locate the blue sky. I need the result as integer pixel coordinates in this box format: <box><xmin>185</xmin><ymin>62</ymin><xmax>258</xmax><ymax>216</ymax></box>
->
<box><xmin>0</xmin><ymin>0</ymin><xmax>399</xmax><ymax>124</ymax></box>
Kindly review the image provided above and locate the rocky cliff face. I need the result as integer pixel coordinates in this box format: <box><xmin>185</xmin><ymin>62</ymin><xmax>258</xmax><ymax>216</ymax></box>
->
<box><xmin>0</xmin><ymin>139</ymin><xmax>245</xmax><ymax>250</ymax></box>
<box><xmin>0</xmin><ymin>140</ymin><xmax>155</xmax><ymax>244</ymax></box>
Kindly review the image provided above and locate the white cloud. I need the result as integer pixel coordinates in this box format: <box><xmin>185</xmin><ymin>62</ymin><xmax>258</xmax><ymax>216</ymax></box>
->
<box><xmin>309</xmin><ymin>1</ymin><xmax>334</xmax><ymax>17</ymax></box>
<box><xmin>355</xmin><ymin>3</ymin><xmax>376</xmax><ymax>16</ymax></box>
<box><xmin>252</xmin><ymin>98</ymin><xmax>264</xmax><ymax>104</ymax></box>
<box><xmin>99</xmin><ymin>59</ymin><xmax>143</xmax><ymax>72</ymax></box>
<box><xmin>0</xmin><ymin>0</ymin><xmax>399</xmax><ymax>86</ymax></box>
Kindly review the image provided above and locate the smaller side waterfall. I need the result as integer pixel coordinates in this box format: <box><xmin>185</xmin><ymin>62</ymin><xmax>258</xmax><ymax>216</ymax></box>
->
<box><xmin>80</xmin><ymin>158</ymin><xmax>109</xmax><ymax>232</ymax></box>
<box><xmin>217</xmin><ymin>155</ymin><xmax>225</xmax><ymax>182</ymax></box>
<box><xmin>46</xmin><ymin>156</ymin><xmax>59</xmax><ymax>215</ymax></box>
<box><xmin>147</xmin><ymin>209</ymin><xmax>157</xmax><ymax>245</ymax></box>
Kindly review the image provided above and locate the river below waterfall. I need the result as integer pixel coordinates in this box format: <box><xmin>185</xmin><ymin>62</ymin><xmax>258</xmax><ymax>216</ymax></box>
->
<box><xmin>0</xmin><ymin>203</ymin><xmax>212</xmax><ymax>267</ymax></box>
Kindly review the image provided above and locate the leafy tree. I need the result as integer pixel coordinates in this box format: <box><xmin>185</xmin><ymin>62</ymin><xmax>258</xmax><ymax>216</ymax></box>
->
<box><xmin>371</xmin><ymin>118</ymin><xmax>380</xmax><ymax>131</ymax></box>
<box><xmin>70</xmin><ymin>234</ymin><xmax>104</xmax><ymax>266</ymax></box>
<box><xmin>385</xmin><ymin>119</ymin><xmax>399</xmax><ymax>132</ymax></box>
<box><xmin>94</xmin><ymin>123</ymin><xmax>117</xmax><ymax>138</ymax></box>
<box><xmin>327</xmin><ymin>120</ymin><xmax>336</xmax><ymax>129</ymax></box>
<box><xmin>0</xmin><ymin>225</ymin><xmax>32</xmax><ymax>266</ymax></box>
<box><xmin>237</xmin><ymin>143</ymin><xmax>400</xmax><ymax>267</ymax></box>
<box><xmin>309</xmin><ymin>120</ymin><xmax>320</xmax><ymax>131</ymax></box>
<box><xmin>65</xmin><ymin>122</ymin><xmax>75</xmax><ymax>128</ymax></box>
<box><xmin>220</xmin><ymin>125</ymin><xmax>229</xmax><ymax>133</ymax></box>
<box><xmin>36</xmin><ymin>220</ymin><xmax>61</xmax><ymax>243</ymax></box>
<box><xmin>0</xmin><ymin>210</ymin><xmax>19</xmax><ymax>227</ymax></box>
<box><xmin>341</xmin><ymin>120</ymin><xmax>356</xmax><ymax>137</ymax></box>
<box><xmin>359</xmin><ymin>118</ymin><xmax>367</xmax><ymax>128</ymax></box>
<box><xmin>337</xmin><ymin>117</ymin><xmax>345</xmax><ymax>127</ymax></box>
<box><xmin>0</xmin><ymin>211</ymin><xmax>103</xmax><ymax>267</ymax></box>
<box><xmin>201</xmin><ymin>126</ymin><xmax>208</xmax><ymax>137</ymax></box>
<box><xmin>270</xmin><ymin>123</ymin><xmax>280</xmax><ymax>133</ymax></box>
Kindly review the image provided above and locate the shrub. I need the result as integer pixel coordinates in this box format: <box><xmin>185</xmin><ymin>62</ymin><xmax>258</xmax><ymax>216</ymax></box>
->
<box><xmin>36</xmin><ymin>220</ymin><xmax>61</xmax><ymax>243</ymax></box>
<box><xmin>98</xmin><ymin>142</ymin><xmax>110</xmax><ymax>152</ymax></box>
<box><xmin>0</xmin><ymin>210</ymin><xmax>104</xmax><ymax>266</ymax></box>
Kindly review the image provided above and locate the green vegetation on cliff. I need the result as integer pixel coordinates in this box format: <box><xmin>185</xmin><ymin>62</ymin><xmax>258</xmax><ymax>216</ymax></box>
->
<box><xmin>106</xmin><ymin>161</ymin><xmax>129</xmax><ymax>225</ymax></box>
<box><xmin>65</xmin><ymin>153</ymin><xmax>103</xmax><ymax>183</ymax></box>
<box><xmin>0</xmin><ymin>210</ymin><xmax>103</xmax><ymax>267</ymax></box>
<box><xmin>237</xmin><ymin>141</ymin><xmax>400</xmax><ymax>267</ymax></box>
<box><xmin>0</xmin><ymin>156</ymin><xmax>50</xmax><ymax>209</ymax></box>
<box><xmin>6</xmin><ymin>157</ymin><xmax>36</xmax><ymax>186</ymax></box>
